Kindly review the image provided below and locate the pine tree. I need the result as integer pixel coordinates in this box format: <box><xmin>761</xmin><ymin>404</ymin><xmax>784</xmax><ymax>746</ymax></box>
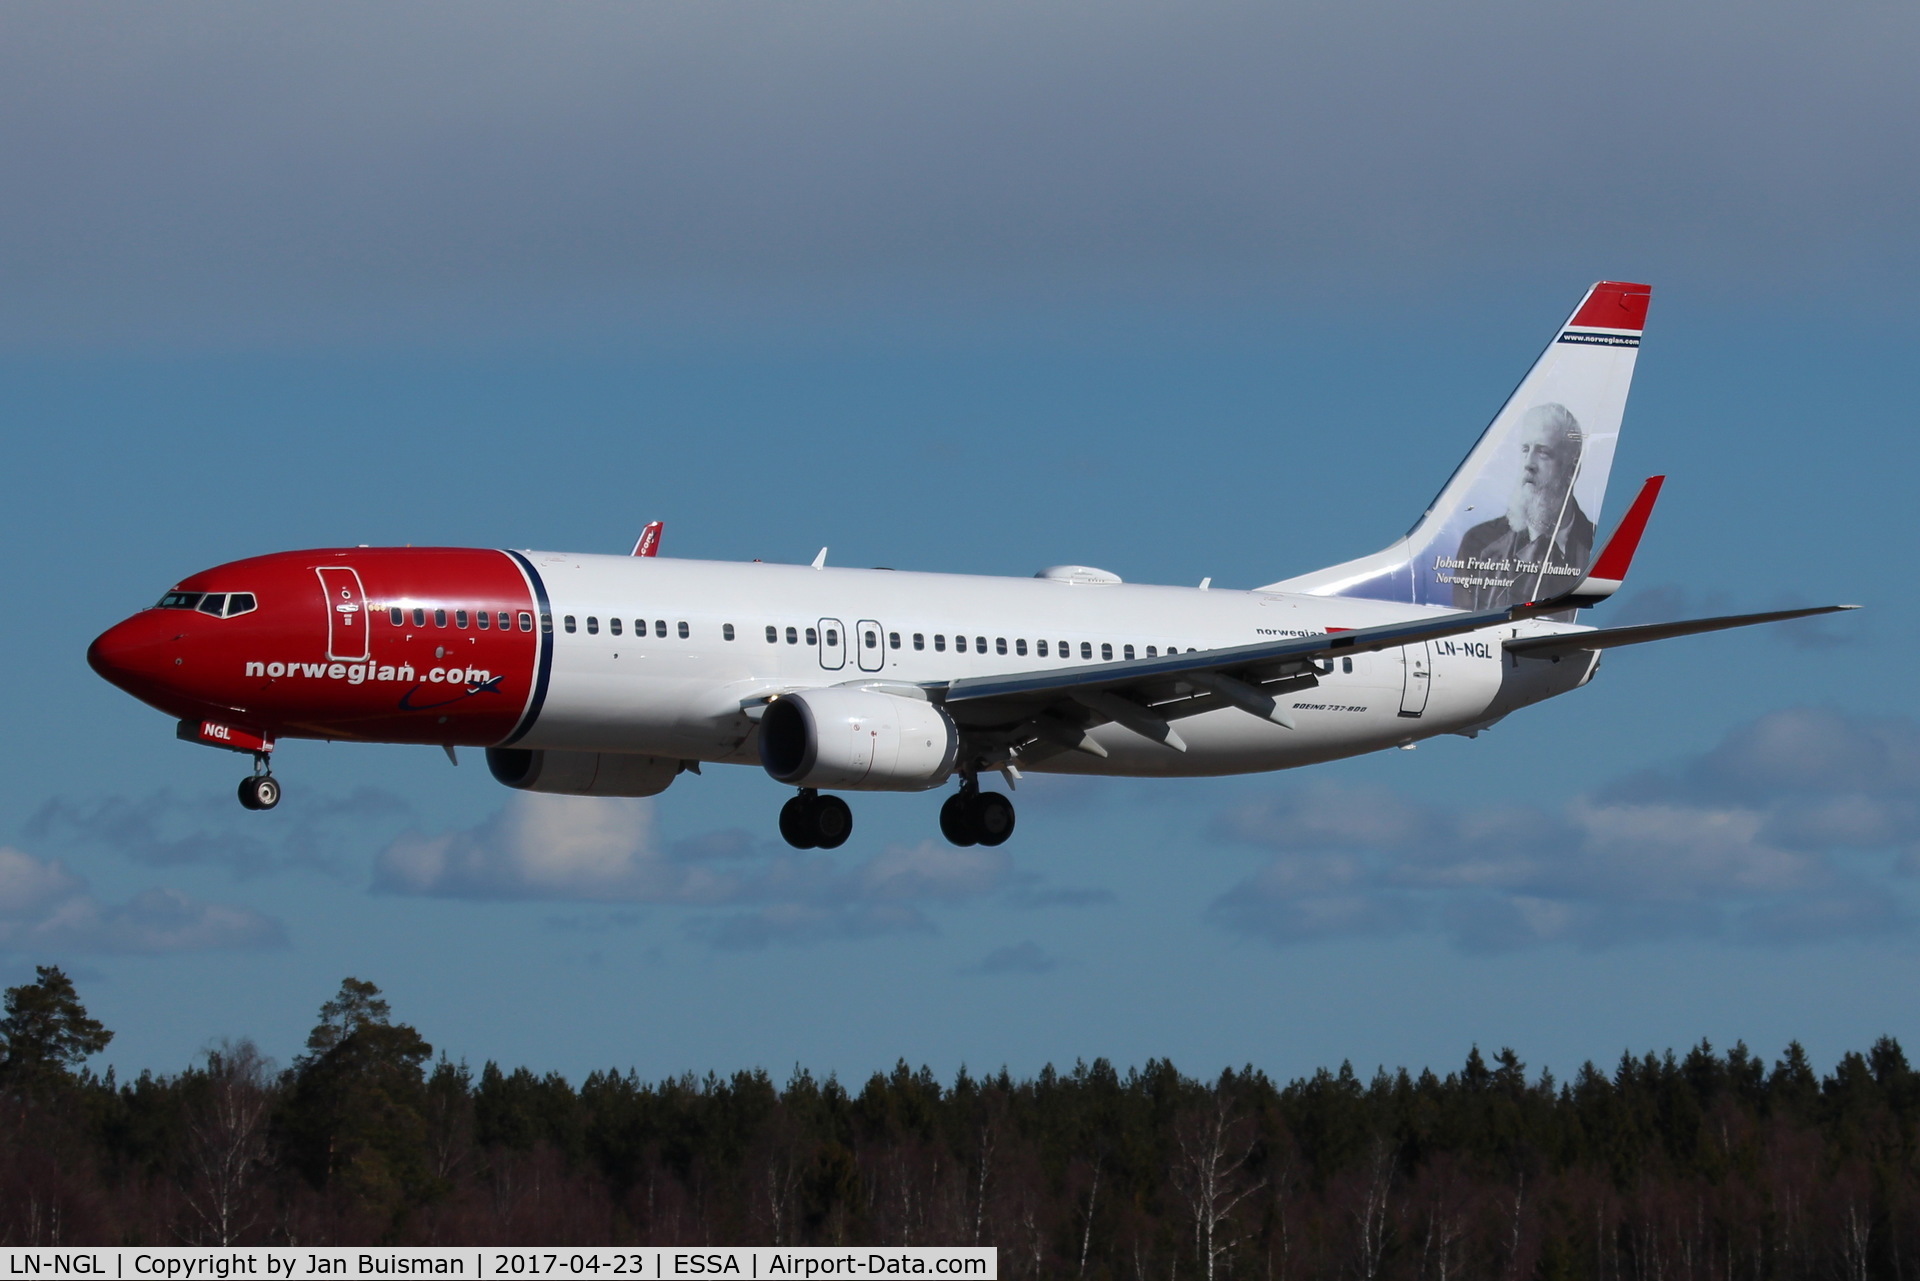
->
<box><xmin>0</xmin><ymin>965</ymin><xmax>112</xmax><ymax>1094</ymax></box>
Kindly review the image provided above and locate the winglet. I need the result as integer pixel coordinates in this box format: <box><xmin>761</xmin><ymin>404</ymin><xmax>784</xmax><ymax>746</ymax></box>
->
<box><xmin>1584</xmin><ymin>475</ymin><xmax>1663</xmax><ymax>587</ymax></box>
<box><xmin>1513</xmin><ymin>475</ymin><xmax>1662</xmax><ymax>613</ymax></box>
<box><xmin>631</xmin><ymin>521</ymin><xmax>663</xmax><ymax>557</ymax></box>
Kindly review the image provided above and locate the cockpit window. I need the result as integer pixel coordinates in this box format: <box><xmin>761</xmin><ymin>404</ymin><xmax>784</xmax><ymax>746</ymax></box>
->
<box><xmin>158</xmin><ymin>590</ymin><xmax>257</xmax><ymax>617</ymax></box>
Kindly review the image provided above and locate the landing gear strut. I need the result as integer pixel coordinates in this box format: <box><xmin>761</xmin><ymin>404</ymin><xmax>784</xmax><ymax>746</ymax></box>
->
<box><xmin>779</xmin><ymin>789</ymin><xmax>853</xmax><ymax>849</ymax></box>
<box><xmin>237</xmin><ymin>754</ymin><xmax>280</xmax><ymax>811</ymax></box>
<box><xmin>939</xmin><ymin>774</ymin><xmax>1015</xmax><ymax>847</ymax></box>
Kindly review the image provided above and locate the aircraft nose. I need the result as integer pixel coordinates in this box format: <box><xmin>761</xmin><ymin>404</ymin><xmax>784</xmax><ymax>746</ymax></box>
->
<box><xmin>88</xmin><ymin>612</ymin><xmax>186</xmax><ymax>696</ymax></box>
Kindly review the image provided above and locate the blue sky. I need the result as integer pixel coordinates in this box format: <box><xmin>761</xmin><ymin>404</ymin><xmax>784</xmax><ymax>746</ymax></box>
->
<box><xmin>2</xmin><ymin>0</ymin><xmax>1916</xmax><ymax>1086</ymax></box>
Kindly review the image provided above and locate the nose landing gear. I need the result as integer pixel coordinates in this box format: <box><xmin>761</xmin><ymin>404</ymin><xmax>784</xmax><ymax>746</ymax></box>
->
<box><xmin>939</xmin><ymin>775</ymin><xmax>1014</xmax><ymax>847</ymax></box>
<box><xmin>237</xmin><ymin>755</ymin><xmax>280</xmax><ymax>811</ymax></box>
<box><xmin>778</xmin><ymin>789</ymin><xmax>853</xmax><ymax>849</ymax></box>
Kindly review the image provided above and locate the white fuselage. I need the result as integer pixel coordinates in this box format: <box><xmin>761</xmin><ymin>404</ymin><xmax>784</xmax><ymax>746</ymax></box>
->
<box><xmin>516</xmin><ymin>552</ymin><xmax>1600</xmax><ymax>778</ymax></box>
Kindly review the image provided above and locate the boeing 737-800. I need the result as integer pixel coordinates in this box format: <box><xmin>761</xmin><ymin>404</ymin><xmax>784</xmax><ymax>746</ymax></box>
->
<box><xmin>87</xmin><ymin>282</ymin><xmax>1853</xmax><ymax>850</ymax></box>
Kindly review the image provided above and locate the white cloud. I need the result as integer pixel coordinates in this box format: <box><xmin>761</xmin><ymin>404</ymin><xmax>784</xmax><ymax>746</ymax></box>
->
<box><xmin>1212</xmin><ymin>709</ymin><xmax>1920</xmax><ymax>952</ymax></box>
<box><xmin>375</xmin><ymin>793</ymin><xmax>747</xmax><ymax>903</ymax></box>
<box><xmin>374</xmin><ymin>796</ymin><xmax>1063</xmax><ymax>950</ymax></box>
<box><xmin>856</xmin><ymin>841</ymin><xmax>1010</xmax><ymax>901</ymax></box>
<box><xmin>0</xmin><ymin>846</ymin><xmax>284</xmax><ymax>954</ymax></box>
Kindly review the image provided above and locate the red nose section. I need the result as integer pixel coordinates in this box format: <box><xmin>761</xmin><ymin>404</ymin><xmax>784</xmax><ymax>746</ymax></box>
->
<box><xmin>88</xmin><ymin>611</ymin><xmax>190</xmax><ymax>703</ymax></box>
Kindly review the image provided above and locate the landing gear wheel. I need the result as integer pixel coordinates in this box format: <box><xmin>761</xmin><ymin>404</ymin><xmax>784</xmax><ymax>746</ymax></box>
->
<box><xmin>238</xmin><ymin>774</ymin><xmax>280</xmax><ymax>811</ymax></box>
<box><xmin>779</xmin><ymin>795</ymin><xmax>819</xmax><ymax>849</ymax></box>
<box><xmin>811</xmin><ymin>794</ymin><xmax>853</xmax><ymax>850</ymax></box>
<box><xmin>973</xmin><ymin>792</ymin><xmax>1016</xmax><ymax>846</ymax></box>
<box><xmin>940</xmin><ymin>792</ymin><xmax>979</xmax><ymax>847</ymax></box>
<box><xmin>779</xmin><ymin>792</ymin><xmax>854</xmax><ymax>850</ymax></box>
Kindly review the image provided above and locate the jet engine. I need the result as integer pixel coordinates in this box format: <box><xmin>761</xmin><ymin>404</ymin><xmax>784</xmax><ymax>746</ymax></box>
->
<box><xmin>486</xmin><ymin>748</ymin><xmax>679</xmax><ymax>797</ymax></box>
<box><xmin>758</xmin><ymin>688</ymin><xmax>959</xmax><ymax>791</ymax></box>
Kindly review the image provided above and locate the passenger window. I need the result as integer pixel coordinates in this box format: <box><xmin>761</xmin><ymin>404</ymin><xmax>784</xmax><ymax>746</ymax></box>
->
<box><xmin>564</xmin><ymin>616</ymin><xmax>577</xmax><ymax>633</ymax></box>
<box><xmin>586</xmin><ymin>617</ymin><xmax>598</xmax><ymax>634</ymax></box>
<box><xmin>934</xmin><ymin>634</ymin><xmax>946</xmax><ymax>652</ymax></box>
<box><xmin>995</xmin><ymin>638</ymin><xmax>1007</xmax><ymax>655</ymax></box>
<box><xmin>477</xmin><ymin>610</ymin><xmax>491</xmax><ymax>630</ymax></box>
<box><xmin>955</xmin><ymin>635</ymin><xmax>968</xmax><ymax>653</ymax></box>
<box><xmin>456</xmin><ymin>610</ymin><xmax>469</xmax><ymax>629</ymax></box>
<box><xmin>1081</xmin><ymin>642</ymin><xmax>1093</xmax><ymax>659</ymax></box>
<box><xmin>610</xmin><ymin>618</ymin><xmax>621</xmax><ymax>636</ymax></box>
<box><xmin>1343</xmin><ymin>656</ymin><xmax>1353</xmax><ymax>674</ymax></box>
<box><xmin>1036</xmin><ymin>639</ymin><xmax>1048</xmax><ymax>657</ymax></box>
<box><xmin>518</xmin><ymin>612</ymin><xmax>533</xmax><ymax>631</ymax></box>
<box><xmin>1060</xmin><ymin>640</ymin><xmax>1070</xmax><ymax>658</ymax></box>
<box><xmin>197</xmin><ymin>594</ymin><xmax>227</xmax><ymax>616</ymax></box>
<box><xmin>390</xmin><ymin>606</ymin><xmax>404</xmax><ymax>626</ymax></box>
<box><xmin>1101</xmin><ymin>643</ymin><xmax>1113</xmax><ymax>661</ymax></box>
<box><xmin>767</xmin><ymin>625</ymin><xmax>779</xmax><ymax>643</ymax></box>
<box><xmin>976</xmin><ymin>636</ymin><xmax>986</xmax><ymax>653</ymax></box>
<box><xmin>824</xmin><ymin>628</ymin><xmax>838</xmax><ymax>647</ymax></box>
<box><xmin>434</xmin><ymin>609</ymin><xmax>447</xmax><ymax>628</ymax></box>
<box><xmin>413</xmin><ymin>608</ymin><xmax>427</xmax><ymax>628</ymax></box>
<box><xmin>540</xmin><ymin>613</ymin><xmax>553</xmax><ymax>634</ymax></box>
<box><xmin>806</xmin><ymin>627</ymin><xmax>818</xmax><ymax>646</ymax></box>
<box><xmin>655</xmin><ymin>620</ymin><xmax>667</xmax><ymax>638</ymax></box>
<box><xmin>913</xmin><ymin>633</ymin><xmax>925</xmax><ymax>650</ymax></box>
<box><xmin>889</xmin><ymin>632</ymin><xmax>901</xmax><ymax>649</ymax></box>
<box><xmin>786</xmin><ymin>626</ymin><xmax>799</xmax><ymax>644</ymax></box>
<box><xmin>499</xmin><ymin>612</ymin><xmax>511</xmax><ymax>629</ymax></box>
<box><xmin>1124</xmin><ymin>644</ymin><xmax>1135</xmax><ymax>660</ymax></box>
<box><xmin>1147</xmin><ymin>645</ymin><xmax>1157</xmax><ymax>657</ymax></box>
<box><xmin>1016</xmin><ymin>639</ymin><xmax>1027</xmax><ymax>656</ymax></box>
<box><xmin>723</xmin><ymin>623</ymin><xmax>735</xmax><ymax>641</ymax></box>
<box><xmin>678</xmin><ymin>621</ymin><xmax>690</xmax><ymax>639</ymax></box>
<box><xmin>864</xmin><ymin>630</ymin><xmax>878</xmax><ymax>649</ymax></box>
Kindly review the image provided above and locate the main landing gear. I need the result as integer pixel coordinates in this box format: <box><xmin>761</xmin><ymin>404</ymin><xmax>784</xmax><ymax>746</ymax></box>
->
<box><xmin>773</xmin><ymin>777</ymin><xmax>1017</xmax><ymax>850</ymax></box>
<box><xmin>237</xmin><ymin>754</ymin><xmax>280</xmax><ymax>811</ymax></box>
<box><xmin>939</xmin><ymin>776</ymin><xmax>1015</xmax><ymax>848</ymax></box>
<box><xmin>779</xmin><ymin>789</ymin><xmax>853</xmax><ymax>849</ymax></box>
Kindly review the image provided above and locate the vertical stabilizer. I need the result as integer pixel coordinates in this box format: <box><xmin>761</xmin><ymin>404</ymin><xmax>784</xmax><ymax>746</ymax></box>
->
<box><xmin>1263</xmin><ymin>281</ymin><xmax>1650</xmax><ymax>609</ymax></box>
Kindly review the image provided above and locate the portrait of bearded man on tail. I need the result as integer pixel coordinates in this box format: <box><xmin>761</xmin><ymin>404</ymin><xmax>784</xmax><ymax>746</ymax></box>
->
<box><xmin>1451</xmin><ymin>402</ymin><xmax>1596</xmax><ymax>611</ymax></box>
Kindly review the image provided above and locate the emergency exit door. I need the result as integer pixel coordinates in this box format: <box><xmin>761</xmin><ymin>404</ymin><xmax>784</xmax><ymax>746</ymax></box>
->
<box><xmin>856</xmin><ymin>620</ymin><xmax>885</xmax><ymax>672</ymax></box>
<box><xmin>818</xmin><ymin>618</ymin><xmax>846</xmax><ymax>671</ymax></box>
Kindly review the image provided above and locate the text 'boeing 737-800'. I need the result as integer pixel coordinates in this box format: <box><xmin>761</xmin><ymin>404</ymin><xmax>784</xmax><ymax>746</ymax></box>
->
<box><xmin>88</xmin><ymin>282</ymin><xmax>1855</xmax><ymax>849</ymax></box>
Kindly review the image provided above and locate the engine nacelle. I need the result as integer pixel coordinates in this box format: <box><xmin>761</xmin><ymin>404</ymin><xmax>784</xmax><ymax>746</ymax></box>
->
<box><xmin>486</xmin><ymin>748</ymin><xmax>679</xmax><ymax>797</ymax></box>
<box><xmin>758</xmin><ymin>688</ymin><xmax>959</xmax><ymax>791</ymax></box>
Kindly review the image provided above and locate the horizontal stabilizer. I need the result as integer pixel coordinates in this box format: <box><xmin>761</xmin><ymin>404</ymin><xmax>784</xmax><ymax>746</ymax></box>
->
<box><xmin>1505</xmin><ymin>605</ymin><xmax>1859</xmax><ymax>661</ymax></box>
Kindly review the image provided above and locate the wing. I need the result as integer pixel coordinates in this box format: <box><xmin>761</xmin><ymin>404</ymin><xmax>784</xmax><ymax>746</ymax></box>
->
<box><xmin>927</xmin><ymin>478</ymin><xmax>1851</xmax><ymax>763</ymax></box>
<box><xmin>1504</xmin><ymin>605</ymin><xmax>1859</xmax><ymax>661</ymax></box>
<box><xmin>936</xmin><ymin>601</ymin><xmax>1530</xmax><ymax>757</ymax></box>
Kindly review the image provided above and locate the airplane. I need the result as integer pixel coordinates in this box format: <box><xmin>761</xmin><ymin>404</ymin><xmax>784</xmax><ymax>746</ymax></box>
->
<box><xmin>87</xmin><ymin>282</ymin><xmax>1854</xmax><ymax>850</ymax></box>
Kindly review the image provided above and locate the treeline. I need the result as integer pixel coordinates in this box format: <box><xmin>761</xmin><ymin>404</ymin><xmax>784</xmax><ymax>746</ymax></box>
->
<box><xmin>0</xmin><ymin>968</ymin><xmax>1916</xmax><ymax>1277</ymax></box>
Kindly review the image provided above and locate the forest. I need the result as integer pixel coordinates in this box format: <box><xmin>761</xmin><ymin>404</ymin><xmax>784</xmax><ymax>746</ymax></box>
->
<box><xmin>0</xmin><ymin>965</ymin><xmax>1915</xmax><ymax>1279</ymax></box>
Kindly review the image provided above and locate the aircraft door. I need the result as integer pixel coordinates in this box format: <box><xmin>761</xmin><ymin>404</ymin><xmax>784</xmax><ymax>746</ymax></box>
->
<box><xmin>316</xmin><ymin>567</ymin><xmax>371</xmax><ymax>662</ymax></box>
<box><xmin>818</xmin><ymin>618</ymin><xmax>846</xmax><ymax>671</ymax></box>
<box><xmin>1398</xmin><ymin>642</ymin><xmax>1432</xmax><ymax>717</ymax></box>
<box><xmin>856</xmin><ymin>620</ymin><xmax>885</xmax><ymax>673</ymax></box>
